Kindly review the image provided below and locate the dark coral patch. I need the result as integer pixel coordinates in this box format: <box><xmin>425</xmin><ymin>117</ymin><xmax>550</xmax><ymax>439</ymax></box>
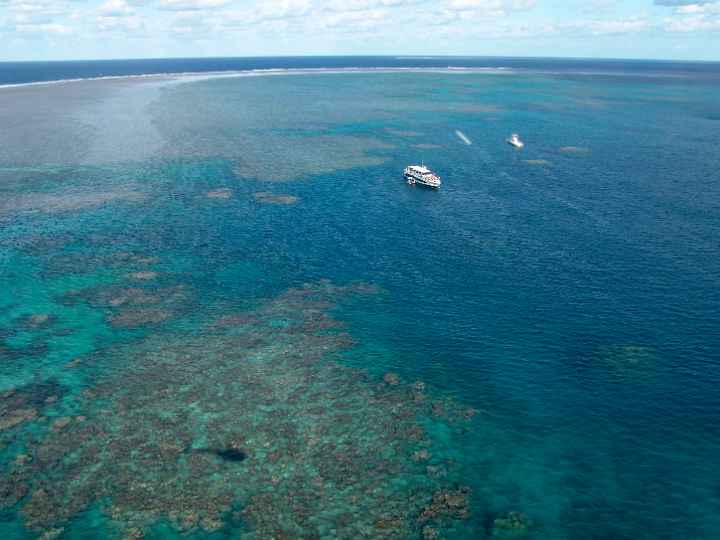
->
<box><xmin>191</xmin><ymin>448</ymin><xmax>247</xmax><ymax>463</ymax></box>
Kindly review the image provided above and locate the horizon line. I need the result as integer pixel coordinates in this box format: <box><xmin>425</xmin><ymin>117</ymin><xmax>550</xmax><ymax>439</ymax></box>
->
<box><xmin>1</xmin><ymin>54</ymin><xmax>719</xmax><ymax>65</ymax></box>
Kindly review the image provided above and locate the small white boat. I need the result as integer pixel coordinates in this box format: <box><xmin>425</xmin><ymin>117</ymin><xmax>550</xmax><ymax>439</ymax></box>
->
<box><xmin>404</xmin><ymin>164</ymin><xmax>441</xmax><ymax>188</ymax></box>
<box><xmin>506</xmin><ymin>133</ymin><xmax>525</xmax><ymax>148</ymax></box>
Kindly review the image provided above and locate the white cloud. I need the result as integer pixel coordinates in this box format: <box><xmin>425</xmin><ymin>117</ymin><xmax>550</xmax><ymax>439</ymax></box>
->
<box><xmin>315</xmin><ymin>7</ymin><xmax>389</xmax><ymax>29</ymax></box>
<box><xmin>158</xmin><ymin>0</ymin><xmax>231</xmax><ymax>11</ymax></box>
<box><xmin>252</xmin><ymin>0</ymin><xmax>313</xmax><ymax>21</ymax></box>
<box><xmin>99</xmin><ymin>0</ymin><xmax>134</xmax><ymax>17</ymax></box>
<box><xmin>654</xmin><ymin>0</ymin><xmax>716</xmax><ymax>6</ymax></box>
<box><xmin>658</xmin><ymin>1</ymin><xmax>720</xmax><ymax>31</ymax></box>
<box><xmin>444</xmin><ymin>0</ymin><xmax>536</xmax><ymax>14</ymax></box>
<box><xmin>15</xmin><ymin>21</ymin><xmax>72</xmax><ymax>34</ymax></box>
<box><xmin>9</xmin><ymin>0</ymin><xmax>65</xmax><ymax>15</ymax></box>
<box><xmin>664</xmin><ymin>14</ymin><xmax>720</xmax><ymax>30</ymax></box>
<box><xmin>12</xmin><ymin>11</ymin><xmax>56</xmax><ymax>23</ymax></box>
<box><xmin>674</xmin><ymin>1</ymin><xmax>720</xmax><ymax>13</ymax></box>
<box><xmin>2</xmin><ymin>0</ymin><xmax>719</xmax><ymax>60</ymax></box>
<box><xmin>578</xmin><ymin>18</ymin><xmax>650</xmax><ymax>34</ymax></box>
<box><xmin>324</xmin><ymin>0</ymin><xmax>420</xmax><ymax>11</ymax></box>
<box><xmin>216</xmin><ymin>0</ymin><xmax>313</xmax><ymax>30</ymax></box>
<box><xmin>587</xmin><ymin>0</ymin><xmax>620</xmax><ymax>10</ymax></box>
<box><xmin>166</xmin><ymin>10</ymin><xmax>215</xmax><ymax>35</ymax></box>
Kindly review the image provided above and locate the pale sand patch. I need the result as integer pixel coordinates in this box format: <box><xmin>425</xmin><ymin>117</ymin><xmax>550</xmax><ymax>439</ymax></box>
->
<box><xmin>52</xmin><ymin>417</ymin><xmax>72</xmax><ymax>431</ymax></box>
<box><xmin>64</xmin><ymin>358</ymin><xmax>82</xmax><ymax>369</ymax></box>
<box><xmin>253</xmin><ymin>192</ymin><xmax>299</xmax><ymax>205</ymax></box>
<box><xmin>126</xmin><ymin>271</ymin><xmax>158</xmax><ymax>281</ymax></box>
<box><xmin>206</xmin><ymin>188</ymin><xmax>233</xmax><ymax>199</ymax></box>
<box><xmin>559</xmin><ymin>146</ymin><xmax>590</xmax><ymax>155</ymax></box>
<box><xmin>27</xmin><ymin>314</ymin><xmax>53</xmax><ymax>327</ymax></box>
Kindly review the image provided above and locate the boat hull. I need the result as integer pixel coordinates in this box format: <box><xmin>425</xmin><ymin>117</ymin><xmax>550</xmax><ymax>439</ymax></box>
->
<box><xmin>405</xmin><ymin>174</ymin><xmax>440</xmax><ymax>189</ymax></box>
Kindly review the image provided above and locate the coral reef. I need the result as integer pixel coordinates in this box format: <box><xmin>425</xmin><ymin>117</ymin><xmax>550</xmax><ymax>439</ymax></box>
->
<box><xmin>593</xmin><ymin>344</ymin><xmax>659</xmax><ymax>377</ymax></box>
<box><xmin>11</xmin><ymin>282</ymin><xmax>474</xmax><ymax>538</ymax></box>
<box><xmin>45</xmin><ymin>250</ymin><xmax>160</xmax><ymax>278</ymax></box>
<box><xmin>39</xmin><ymin>528</ymin><xmax>64</xmax><ymax>540</ymax></box>
<box><xmin>491</xmin><ymin>511</ymin><xmax>533</xmax><ymax>539</ymax></box>
<box><xmin>60</xmin><ymin>282</ymin><xmax>192</xmax><ymax>329</ymax></box>
<box><xmin>0</xmin><ymin>469</ymin><xmax>30</xmax><ymax>512</ymax></box>
<box><xmin>206</xmin><ymin>188</ymin><xmax>233</xmax><ymax>199</ymax></box>
<box><xmin>188</xmin><ymin>447</ymin><xmax>248</xmax><ymax>462</ymax></box>
<box><xmin>126</xmin><ymin>271</ymin><xmax>158</xmax><ymax>281</ymax></box>
<box><xmin>232</xmin><ymin>135</ymin><xmax>391</xmax><ymax>182</ymax></box>
<box><xmin>0</xmin><ymin>408</ymin><xmax>37</xmax><ymax>431</ymax></box>
<box><xmin>0</xmin><ymin>381</ymin><xmax>63</xmax><ymax>432</ymax></box>
<box><xmin>384</xmin><ymin>372</ymin><xmax>400</xmax><ymax>386</ymax></box>
<box><xmin>0</xmin><ymin>189</ymin><xmax>145</xmax><ymax>217</ymax></box>
<box><xmin>418</xmin><ymin>487</ymin><xmax>471</xmax><ymax>523</ymax></box>
<box><xmin>0</xmin><ymin>337</ymin><xmax>49</xmax><ymax>362</ymax></box>
<box><xmin>19</xmin><ymin>314</ymin><xmax>56</xmax><ymax>329</ymax></box>
<box><xmin>599</xmin><ymin>344</ymin><xmax>657</xmax><ymax>367</ymax></box>
<box><xmin>0</xmin><ymin>381</ymin><xmax>66</xmax><ymax>512</ymax></box>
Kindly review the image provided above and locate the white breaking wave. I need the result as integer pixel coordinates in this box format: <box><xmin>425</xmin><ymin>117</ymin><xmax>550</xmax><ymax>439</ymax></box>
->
<box><xmin>0</xmin><ymin>66</ymin><xmax>515</xmax><ymax>91</ymax></box>
<box><xmin>455</xmin><ymin>130</ymin><xmax>472</xmax><ymax>145</ymax></box>
<box><xmin>0</xmin><ymin>72</ymin><xmax>176</xmax><ymax>90</ymax></box>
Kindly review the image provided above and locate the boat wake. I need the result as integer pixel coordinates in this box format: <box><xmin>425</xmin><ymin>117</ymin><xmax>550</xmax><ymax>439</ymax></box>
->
<box><xmin>455</xmin><ymin>130</ymin><xmax>472</xmax><ymax>145</ymax></box>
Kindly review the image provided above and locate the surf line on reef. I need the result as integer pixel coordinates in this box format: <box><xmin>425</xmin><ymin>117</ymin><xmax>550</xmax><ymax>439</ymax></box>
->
<box><xmin>455</xmin><ymin>130</ymin><xmax>472</xmax><ymax>145</ymax></box>
<box><xmin>0</xmin><ymin>67</ymin><xmax>516</xmax><ymax>91</ymax></box>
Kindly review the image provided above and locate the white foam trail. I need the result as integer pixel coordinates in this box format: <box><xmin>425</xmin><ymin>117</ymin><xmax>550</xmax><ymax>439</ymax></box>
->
<box><xmin>455</xmin><ymin>130</ymin><xmax>472</xmax><ymax>145</ymax></box>
<box><xmin>0</xmin><ymin>67</ymin><xmax>515</xmax><ymax>91</ymax></box>
<box><xmin>0</xmin><ymin>72</ymin><xmax>175</xmax><ymax>90</ymax></box>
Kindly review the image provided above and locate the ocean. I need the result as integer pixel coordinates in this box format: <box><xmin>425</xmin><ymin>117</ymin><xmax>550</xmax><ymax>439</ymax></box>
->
<box><xmin>0</xmin><ymin>57</ymin><xmax>719</xmax><ymax>539</ymax></box>
<box><xmin>2</xmin><ymin>56</ymin><xmax>720</xmax><ymax>87</ymax></box>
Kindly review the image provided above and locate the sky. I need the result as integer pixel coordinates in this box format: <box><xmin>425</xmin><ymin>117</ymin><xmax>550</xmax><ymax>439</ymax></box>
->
<box><xmin>0</xmin><ymin>0</ymin><xmax>718</xmax><ymax>62</ymax></box>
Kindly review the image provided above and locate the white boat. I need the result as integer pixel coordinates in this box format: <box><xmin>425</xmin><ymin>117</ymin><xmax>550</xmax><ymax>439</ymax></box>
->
<box><xmin>506</xmin><ymin>133</ymin><xmax>525</xmax><ymax>148</ymax></box>
<box><xmin>404</xmin><ymin>164</ymin><xmax>441</xmax><ymax>188</ymax></box>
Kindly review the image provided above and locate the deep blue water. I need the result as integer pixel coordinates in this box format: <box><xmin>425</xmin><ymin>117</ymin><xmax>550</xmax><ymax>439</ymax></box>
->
<box><xmin>0</xmin><ymin>58</ymin><xmax>719</xmax><ymax>539</ymax></box>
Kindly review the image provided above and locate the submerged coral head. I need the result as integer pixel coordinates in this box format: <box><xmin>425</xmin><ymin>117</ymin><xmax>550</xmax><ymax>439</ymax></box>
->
<box><xmin>190</xmin><ymin>447</ymin><xmax>248</xmax><ymax>462</ymax></box>
<box><xmin>214</xmin><ymin>448</ymin><xmax>247</xmax><ymax>462</ymax></box>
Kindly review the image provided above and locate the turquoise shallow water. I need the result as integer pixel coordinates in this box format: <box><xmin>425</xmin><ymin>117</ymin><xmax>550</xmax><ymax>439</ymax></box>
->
<box><xmin>1</xmin><ymin>64</ymin><xmax>720</xmax><ymax>539</ymax></box>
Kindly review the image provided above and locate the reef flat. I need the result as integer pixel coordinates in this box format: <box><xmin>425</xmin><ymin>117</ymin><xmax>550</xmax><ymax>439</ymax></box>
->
<box><xmin>1</xmin><ymin>281</ymin><xmax>475</xmax><ymax>539</ymax></box>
